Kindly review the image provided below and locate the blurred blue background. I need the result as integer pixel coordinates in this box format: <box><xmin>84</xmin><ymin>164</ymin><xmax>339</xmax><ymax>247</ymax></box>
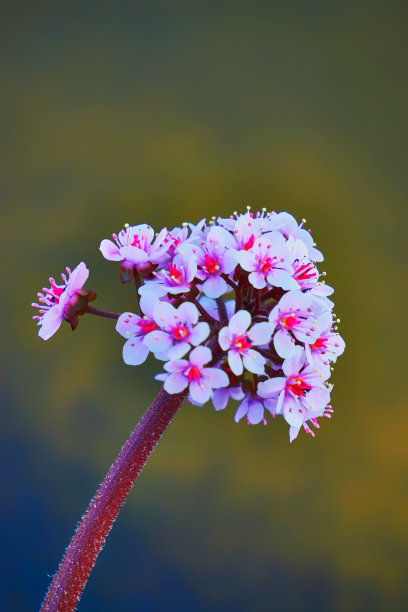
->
<box><xmin>1</xmin><ymin>1</ymin><xmax>407</xmax><ymax>610</ymax></box>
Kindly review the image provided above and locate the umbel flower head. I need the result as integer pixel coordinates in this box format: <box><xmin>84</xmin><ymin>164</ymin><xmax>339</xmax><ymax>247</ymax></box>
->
<box><xmin>32</xmin><ymin>208</ymin><xmax>345</xmax><ymax>442</ymax></box>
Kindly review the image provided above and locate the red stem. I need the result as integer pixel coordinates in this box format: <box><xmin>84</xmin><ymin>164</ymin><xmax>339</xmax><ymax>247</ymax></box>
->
<box><xmin>85</xmin><ymin>306</ymin><xmax>120</xmax><ymax>320</ymax></box>
<box><xmin>41</xmin><ymin>387</ymin><xmax>187</xmax><ymax>612</ymax></box>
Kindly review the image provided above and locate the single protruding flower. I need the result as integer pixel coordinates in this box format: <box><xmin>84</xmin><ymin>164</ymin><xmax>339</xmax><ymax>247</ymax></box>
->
<box><xmin>163</xmin><ymin>346</ymin><xmax>229</xmax><ymax>404</ymax></box>
<box><xmin>218</xmin><ymin>310</ymin><xmax>273</xmax><ymax>376</ymax></box>
<box><xmin>32</xmin><ymin>262</ymin><xmax>94</xmax><ymax>340</ymax></box>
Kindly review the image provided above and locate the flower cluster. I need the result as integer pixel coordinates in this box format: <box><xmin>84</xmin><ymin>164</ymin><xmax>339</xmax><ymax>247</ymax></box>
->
<box><xmin>32</xmin><ymin>209</ymin><xmax>345</xmax><ymax>442</ymax></box>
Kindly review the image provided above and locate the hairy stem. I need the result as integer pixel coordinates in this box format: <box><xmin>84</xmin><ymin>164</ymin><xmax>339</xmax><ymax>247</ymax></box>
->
<box><xmin>85</xmin><ymin>306</ymin><xmax>120</xmax><ymax>320</ymax></box>
<box><xmin>216</xmin><ymin>297</ymin><xmax>228</xmax><ymax>327</ymax></box>
<box><xmin>41</xmin><ymin>387</ymin><xmax>187</xmax><ymax>612</ymax></box>
<box><xmin>191</xmin><ymin>297</ymin><xmax>216</xmax><ymax>324</ymax></box>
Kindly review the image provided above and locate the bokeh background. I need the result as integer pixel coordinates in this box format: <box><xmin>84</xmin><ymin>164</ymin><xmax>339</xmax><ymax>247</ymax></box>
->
<box><xmin>2</xmin><ymin>1</ymin><xmax>407</xmax><ymax>610</ymax></box>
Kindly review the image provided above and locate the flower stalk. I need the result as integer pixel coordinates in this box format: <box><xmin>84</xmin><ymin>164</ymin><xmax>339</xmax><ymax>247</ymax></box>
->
<box><xmin>85</xmin><ymin>305</ymin><xmax>120</xmax><ymax>319</ymax></box>
<box><xmin>41</xmin><ymin>387</ymin><xmax>187</xmax><ymax>612</ymax></box>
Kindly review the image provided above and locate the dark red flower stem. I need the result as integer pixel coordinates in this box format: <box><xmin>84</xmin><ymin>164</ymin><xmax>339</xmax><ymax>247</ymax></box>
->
<box><xmin>133</xmin><ymin>271</ymin><xmax>141</xmax><ymax>313</ymax></box>
<box><xmin>215</xmin><ymin>297</ymin><xmax>228</xmax><ymax>327</ymax></box>
<box><xmin>191</xmin><ymin>297</ymin><xmax>216</xmax><ymax>324</ymax></box>
<box><xmin>41</xmin><ymin>387</ymin><xmax>187</xmax><ymax>612</ymax></box>
<box><xmin>85</xmin><ymin>305</ymin><xmax>120</xmax><ymax>320</ymax></box>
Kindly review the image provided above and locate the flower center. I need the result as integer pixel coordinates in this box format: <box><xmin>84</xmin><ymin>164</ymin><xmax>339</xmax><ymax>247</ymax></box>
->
<box><xmin>311</xmin><ymin>337</ymin><xmax>327</xmax><ymax>350</ymax></box>
<box><xmin>293</xmin><ymin>261</ymin><xmax>316</xmax><ymax>283</ymax></box>
<box><xmin>47</xmin><ymin>284</ymin><xmax>65</xmax><ymax>304</ymax></box>
<box><xmin>204</xmin><ymin>254</ymin><xmax>220</xmax><ymax>274</ymax></box>
<box><xmin>260</xmin><ymin>257</ymin><xmax>273</xmax><ymax>273</ymax></box>
<box><xmin>172</xmin><ymin>325</ymin><xmax>189</xmax><ymax>340</ymax></box>
<box><xmin>137</xmin><ymin>320</ymin><xmax>158</xmax><ymax>334</ymax></box>
<box><xmin>287</xmin><ymin>376</ymin><xmax>312</xmax><ymax>397</ymax></box>
<box><xmin>169</xmin><ymin>264</ymin><xmax>183</xmax><ymax>284</ymax></box>
<box><xmin>185</xmin><ymin>365</ymin><xmax>201</xmax><ymax>381</ymax></box>
<box><xmin>242</xmin><ymin>235</ymin><xmax>255</xmax><ymax>250</ymax></box>
<box><xmin>280</xmin><ymin>314</ymin><xmax>301</xmax><ymax>328</ymax></box>
<box><xmin>233</xmin><ymin>335</ymin><xmax>252</xmax><ymax>351</ymax></box>
<box><xmin>131</xmin><ymin>235</ymin><xmax>142</xmax><ymax>248</ymax></box>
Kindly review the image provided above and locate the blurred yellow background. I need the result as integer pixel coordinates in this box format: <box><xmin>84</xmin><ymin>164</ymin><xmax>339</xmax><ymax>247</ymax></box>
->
<box><xmin>2</xmin><ymin>2</ymin><xmax>407</xmax><ymax>610</ymax></box>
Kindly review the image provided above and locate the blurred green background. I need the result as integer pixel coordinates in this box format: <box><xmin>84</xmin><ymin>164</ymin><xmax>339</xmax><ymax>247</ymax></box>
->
<box><xmin>2</xmin><ymin>1</ymin><xmax>407</xmax><ymax>610</ymax></box>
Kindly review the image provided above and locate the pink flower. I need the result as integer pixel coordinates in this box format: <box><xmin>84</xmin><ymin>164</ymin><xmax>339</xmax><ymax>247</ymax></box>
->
<box><xmin>218</xmin><ymin>310</ymin><xmax>273</xmax><ymax>376</ymax></box>
<box><xmin>266</xmin><ymin>212</ymin><xmax>323</xmax><ymax>262</ymax></box>
<box><xmin>214</xmin><ymin>211</ymin><xmax>266</xmax><ymax>250</ymax></box>
<box><xmin>257</xmin><ymin>346</ymin><xmax>331</xmax><ymax>441</ymax></box>
<box><xmin>268</xmin><ymin>290</ymin><xmax>323</xmax><ymax>358</ymax></box>
<box><xmin>116</xmin><ymin>293</ymin><xmax>159</xmax><ymax>365</ymax></box>
<box><xmin>163</xmin><ymin>346</ymin><xmax>229</xmax><ymax>404</ymax></box>
<box><xmin>100</xmin><ymin>224</ymin><xmax>171</xmax><ymax>279</ymax></box>
<box><xmin>304</xmin><ymin>310</ymin><xmax>345</xmax><ymax>367</ymax></box>
<box><xmin>195</xmin><ymin>230</ymin><xmax>237</xmax><ymax>298</ymax></box>
<box><xmin>288</xmin><ymin>238</ymin><xmax>320</xmax><ymax>291</ymax></box>
<box><xmin>234</xmin><ymin>395</ymin><xmax>279</xmax><ymax>425</ymax></box>
<box><xmin>144</xmin><ymin>301</ymin><xmax>210</xmax><ymax>360</ymax></box>
<box><xmin>237</xmin><ymin>232</ymin><xmax>298</xmax><ymax>290</ymax></box>
<box><xmin>212</xmin><ymin>386</ymin><xmax>245</xmax><ymax>411</ymax></box>
<box><xmin>32</xmin><ymin>263</ymin><xmax>89</xmax><ymax>340</ymax></box>
<box><xmin>141</xmin><ymin>253</ymin><xmax>197</xmax><ymax>296</ymax></box>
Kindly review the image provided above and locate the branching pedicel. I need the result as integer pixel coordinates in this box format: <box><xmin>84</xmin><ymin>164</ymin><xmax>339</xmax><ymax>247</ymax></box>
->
<box><xmin>33</xmin><ymin>209</ymin><xmax>345</xmax><ymax>610</ymax></box>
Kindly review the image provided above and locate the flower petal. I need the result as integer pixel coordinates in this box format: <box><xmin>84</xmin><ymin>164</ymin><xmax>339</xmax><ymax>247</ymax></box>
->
<box><xmin>143</xmin><ymin>330</ymin><xmax>173</xmax><ymax>354</ymax></box>
<box><xmin>189</xmin><ymin>321</ymin><xmax>210</xmax><ymax>346</ymax></box>
<box><xmin>289</xmin><ymin>425</ymin><xmax>301</xmax><ymax>443</ymax></box>
<box><xmin>229</xmin><ymin>310</ymin><xmax>251</xmax><ymax>335</ymax></box>
<box><xmin>274</xmin><ymin>328</ymin><xmax>296</xmax><ymax>358</ymax></box>
<box><xmin>228</xmin><ymin>350</ymin><xmax>243</xmax><ymax>375</ymax></box>
<box><xmin>202</xmin><ymin>275</ymin><xmax>227</xmax><ymax>299</ymax></box>
<box><xmin>99</xmin><ymin>239</ymin><xmax>122</xmax><ymax>261</ymax></box>
<box><xmin>248</xmin><ymin>271</ymin><xmax>267</xmax><ymax>289</ymax></box>
<box><xmin>177</xmin><ymin>301</ymin><xmax>199</xmax><ymax>325</ymax></box>
<box><xmin>38</xmin><ymin>306</ymin><xmax>63</xmax><ymax>340</ymax></box>
<box><xmin>153</xmin><ymin>301</ymin><xmax>176</xmax><ymax>328</ymax></box>
<box><xmin>189</xmin><ymin>345</ymin><xmax>212</xmax><ymax>367</ymax></box>
<box><xmin>248</xmin><ymin>322</ymin><xmax>273</xmax><ymax>346</ymax></box>
<box><xmin>242</xmin><ymin>349</ymin><xmax>265</xmax><ymax>374</ymax></box>
<box><xmin>120</xmin><ymin>245</ymin><xmax>149</xmax><ymax>265</ymax></box>
<box><xmin>247</xmin><ymin>401</ymin><xmax>264</xmax><ymax>425</ymax></box>
<box><xmin>123</xmin><ymin>338</ymin><xmax>149</xmax><ymax>365</ymax></box>
<box><xmin>237</xmin><ymin>251</ymin><xmax>257</xmax><ymax>272</ymax></box>
<box><xmin>164</xmin><ymin>372</ymin><xmax>188</xmax><ymax>394</ymax></box>
<box><xmin>282</xmin><ymin>346</ymin><xmax>305</xmax><ymax>376</ymax></box>
<box><xmin>203</xmin><ymin>367</ymin><xmax>229</xmax><ymax>389</ymax></box>
<box><xmin>258</xmin><ymin>377</ymin><xmax>286</xmax><ymax>397</ymax></box>
<box><xmin>267</xmin><ymin>268</ymin><xmax>299</xmax><ymax>291</ymax></box>
<box><xmin>234</xmin><ymin>398</ymin><xmax>250</xmax><ymax>422</ymax></box>
<box><xmin>189</xmin><ymin>380</ymin><xmax>211</xmax><ymax>404</ymax></box>
<box><xmin>218</xmin><ymin>326</ymin><xmax>233</xmax><ymax>350</ymax></box>
<box><xmin>212</xmin><ymin>388</ymin><xmax>229</xmax><ymax>411</ymax></box>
